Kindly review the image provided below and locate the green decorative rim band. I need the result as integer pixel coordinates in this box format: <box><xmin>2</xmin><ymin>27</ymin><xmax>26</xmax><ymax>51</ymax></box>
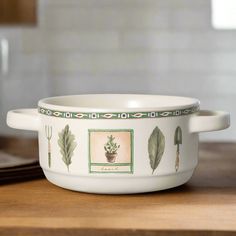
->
<box><xmin>38</xmin><ymin>105</ymin><xmax>199</xmax><ymax>120</ymax></box>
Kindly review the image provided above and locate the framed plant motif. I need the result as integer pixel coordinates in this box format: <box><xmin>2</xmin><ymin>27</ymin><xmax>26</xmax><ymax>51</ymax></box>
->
<box><xmin>88</xmin><ymin>129</ymin><xmax>133</xmax><ymax>174</ymax></box>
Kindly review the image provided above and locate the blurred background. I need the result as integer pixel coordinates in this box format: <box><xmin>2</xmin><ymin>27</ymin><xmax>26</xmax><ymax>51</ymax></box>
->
<box><xmin>0</xmin><ymin>0</ymin><xmax>234</xmax><ymax>140</ymax></box>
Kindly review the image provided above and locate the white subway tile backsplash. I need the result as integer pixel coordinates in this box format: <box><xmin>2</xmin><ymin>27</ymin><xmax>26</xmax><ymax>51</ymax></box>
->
<box><xmin>152</xmin><ymin>73</ymin><xmax>236</xmax><ymax>96</ymax></box>
<box><xmin>21</xmin><ymin>30</ymin><xmax>46</xmax><ymax>52</ymax></box>
<box><xmin>168</xmin><ymin>0</ymin><xmax>210</xmax><ymax>8</ymax></box>
<box><xmin>121</xmin><ymin>31</ymin><xmax>194</xmax><ymax>51</ymax></box>
<box><xmin>170</xmin><ymin>8</ymin><xmax>211</xmax><ymax>29</ymax></box>
<box><xmin>211</xmin><ymin>33</ymin><xmax>236</xmax><ymax>50</ymax></box>
<box><xmin>1</xmin><ymin>76</ymin><xmax>49</xmax><ymax>107</ymax></box>
<box><xmin>170</xmin><ymin>52</ymin><xmax>236</xmax><ymax>72</ymax></box>
<box><xmin>6</xmin><ymin>53</ymin><xmax>48</xmax><ymax>76</ymax></box>
<box><xmin>0</xmin><ymin>76</ymin><xmax>50</xmax><ymax>135</ymax></box>
<box><xmin>49</xmin><ymin>73</ymin><xmax>236</xmax><ymax>99</ymax></box>
<box><xmin>48</xmin><ymin>31</ymin><xmax>119</xmax><ymax>51</ymax></box>
<box><xmin>170</xmin><ymin>53</ymin><xmax>212</xmax><ymax>72</ymax></box>
<box><xmin>50</xmin><ymin>75</ymin><xmax>155</xmax><ymax>95</ymax></box>
<box><xmin>121</xmin><ymin>30</ymin><xmax>236</xmax><ymax>51</ymax></box>
<box><xmin>212</xmin><ymin>53</ymin><xmax>236</xmax><ymax>72</ymax></box>
<box><xmin>0</xmin><ymin>29</ymin><xmax>22</xmax><ymax>52</ymax></box>
<box><xmin>183</xmin><ymin>31</ymin><xmax>236</xmax><ymax>51</ymax></box>
<box><xmin>121</xmin><ymin>31</ymin><xmax>170</xmax><ymax>50</ymax></box>
<box><xmin>50</xmin><ymin>52</ymin><xmax>169</xmax><ymax>75</ymax></box>
<box><xmin>42</xmin><ymin>0</ymin><xmax>209</xmax><ymax>8</ymax></box>
<box><xmin>41</xmin><ymin>7</ymin><xmax>170</xmax><ymax>30</ymax></box>
<box><xmin>21</xmin><ymin>30</ymin><xmax>119</xmax><ymax>52</ymax></box>
<box><xmin>22</xmin><ymin>29</ymin><xmax>236</xmax><ymax>53</ymax></box>
<box><xmin>42</xmin><ymin>0</ymin><xmax>170</xmax><ymax>7</ymax></box>
<box><xmin>0</xmin><ymin>0</ymin><xmax>235</xmax><ymax>140</ymax></box>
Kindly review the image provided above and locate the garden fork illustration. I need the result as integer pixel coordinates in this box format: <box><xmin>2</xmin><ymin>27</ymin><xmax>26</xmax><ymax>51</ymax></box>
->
<box><xmin>45</xmin><ymin>125</ymin><xmax>52</xmax><ymax>168</ymax></box>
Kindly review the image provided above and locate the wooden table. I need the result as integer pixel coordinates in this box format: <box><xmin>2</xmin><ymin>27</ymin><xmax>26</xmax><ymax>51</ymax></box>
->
<box><xmin>0</xmin><ymin>138</ymin><xmax>236</xmax><ymax>236</ymax></box>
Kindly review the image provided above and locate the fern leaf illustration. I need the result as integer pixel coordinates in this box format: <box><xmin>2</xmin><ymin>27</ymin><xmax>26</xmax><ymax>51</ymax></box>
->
<box><xmin>58</xmin><ymin>125</ymin><xmax>77</xmax><ymax>171</ymax></box>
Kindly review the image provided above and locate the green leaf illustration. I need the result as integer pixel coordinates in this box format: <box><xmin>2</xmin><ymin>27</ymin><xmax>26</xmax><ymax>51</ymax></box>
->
<box><xmin>148</xmin><ymin>126</ymin><xmax>165</xmax><ymax>174</ymax></box>
<box><xmin>58</xmin><ymin>125</ymin><xmax>77</xmax><ymax>171</ymax></box>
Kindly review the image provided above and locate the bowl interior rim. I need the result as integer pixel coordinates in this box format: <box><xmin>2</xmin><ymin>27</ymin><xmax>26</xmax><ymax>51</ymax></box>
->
<box><xmin>38</xmin><ymin>94</ymin><xmax>200</xmax><ymax>112</ymax></box>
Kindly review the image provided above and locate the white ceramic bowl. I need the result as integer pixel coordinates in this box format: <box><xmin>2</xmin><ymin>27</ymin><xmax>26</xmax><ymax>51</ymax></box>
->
<box><xmin>7</xmin><ymin>94</ymin><xmax>230</xmax><ymax>194</ymax></box>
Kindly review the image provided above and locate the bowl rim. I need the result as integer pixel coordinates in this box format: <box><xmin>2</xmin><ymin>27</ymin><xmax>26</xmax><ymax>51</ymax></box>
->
<box><xmin>38</xmin><ymin>94</ymin><xmax>200</xmax><ymax>113</ymax></box>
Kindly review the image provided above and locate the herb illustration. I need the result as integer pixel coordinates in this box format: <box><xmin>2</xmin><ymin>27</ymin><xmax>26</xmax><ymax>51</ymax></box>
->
<box><xmin>58</xmin><ymin>125</ymin><xmax>77</xmax><ymax>171</ymax></box>
<box><xmin>104</xmin><ymin>135</ymin><xmax>120</xmax><ymax>163</ymax></box>
<box><xmin>45</xmin><ymin>125</ymin><xmax>52</xmax><ymax>168</ymax></box>
<box><xmin>174</xmin><ymin>126</ymin><xmax>182</xmax><ymax>172</ymax></box>
<box><xmin>148</xmin><ymin>126</ymin><xmax>165</xmax><ymax>174</ymax></box>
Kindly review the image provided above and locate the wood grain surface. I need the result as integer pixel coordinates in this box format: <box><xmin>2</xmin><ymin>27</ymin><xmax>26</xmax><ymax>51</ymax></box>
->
<box><xmin>0</xmin><ymin>0</ymin><xmax>36</xmax><ymax>25</ymax></box>
<box><xmin>0</xmin><ymin>137</ymin><xmax>235</xmax><ymax>236</ymax></box>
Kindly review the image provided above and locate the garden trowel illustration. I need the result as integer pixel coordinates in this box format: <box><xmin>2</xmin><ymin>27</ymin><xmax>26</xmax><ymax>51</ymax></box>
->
<box><xmin>174</xmin><ymin>126</ymin><xmax>182</xmax><ymax>172</ymax></box>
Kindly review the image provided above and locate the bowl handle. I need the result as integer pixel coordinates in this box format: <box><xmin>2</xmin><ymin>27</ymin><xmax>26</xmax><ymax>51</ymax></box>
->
<box><xmin>189</xmin><ymin>110</ymin><xmax>230</xmax><ymax>133</ymax></box>
<box><xmin>7</xmin><ymin>109</ymin><xmax>40</xmax><ymax>131</ymax></box>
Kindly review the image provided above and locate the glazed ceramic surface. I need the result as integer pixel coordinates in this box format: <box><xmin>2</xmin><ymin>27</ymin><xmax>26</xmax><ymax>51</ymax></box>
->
<box><xmin>7</xmin><ymin>94</ymin><xmax>230</xmax><ymax>194</ymax></box>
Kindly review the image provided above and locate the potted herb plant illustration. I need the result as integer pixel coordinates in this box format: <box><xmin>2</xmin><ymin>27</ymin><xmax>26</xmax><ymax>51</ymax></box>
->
<box><xmin>58</xmin><ymin>125</ymin><xmax>77</xmax><ymax>171</ymax></box>
<box><xmin>104</xmin><ymin>135</ymin><xmax>120</xmax><ymax>163</ymax></box>
<box><xmin>174</xmin><ymin>126</ymin><xmax>182</xmax><ymax>172</ymax></box>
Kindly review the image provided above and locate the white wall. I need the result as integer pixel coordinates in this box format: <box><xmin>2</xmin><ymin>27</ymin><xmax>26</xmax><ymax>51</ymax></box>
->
<box><xmin>0</xmin><ymin>0</ymin><xmax>235</xmax><ymax>140</ymax></box>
